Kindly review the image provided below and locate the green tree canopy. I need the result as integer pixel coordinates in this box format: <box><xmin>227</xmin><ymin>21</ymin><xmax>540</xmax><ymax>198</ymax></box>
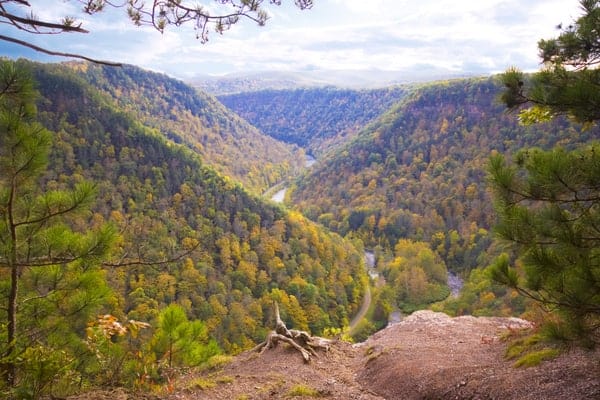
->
<box><xmin>0</xmin><ymin>60</ymin><xmax>116</xmax><ymax>392</ymax></box>
<box><xmin>488</xmin><ymin>147</ymin><xmax>600</xmax><ymax>343</ymax></box>
<box><xmin>501</xmin><ymin>0</ymin><xmax>600</xmax><ymax>124</ymax></box>
<box><xmin>151</xmin><ymin>304</ymin><xmax>220</xmax><ymax>368</ymax></box>
<box><xmin>381</xmin><ymin>239</ymin><xmax>449</xmax><ymax>312</ymax></box>
<box><xmin>494</xmin><ymin>0</ymin><xmax>600</xmax><ymax>345</ymax></box>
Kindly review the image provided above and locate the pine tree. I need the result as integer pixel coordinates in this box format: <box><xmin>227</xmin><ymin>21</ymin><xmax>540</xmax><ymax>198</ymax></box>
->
<box><xmin>0</xmin><ymin>1</ymin><xmax>314</xmax><ymax>64</ymax></box>
<box><xmin>501</xmin><ymin>0</ymin><xmax>600</xmax><ymax>125</ymax></box>
<box><xmin>494</xmin><ymin>1</ymin><xmax>600</xmax><ymax>346</ymax></box>
<box><xmin>151</xmin><ymin>304</ymin><xmax>220</xmax><ymax>368</ymax></box>
<box><xmin>0</xmin><ymin>60</ymin><xmax>116</xmax><ymax>391</ymax></box>
<box><xmin>488</xmin><ymin>146</ymin><xmax>600</xmax><ymax>344</ymax></box>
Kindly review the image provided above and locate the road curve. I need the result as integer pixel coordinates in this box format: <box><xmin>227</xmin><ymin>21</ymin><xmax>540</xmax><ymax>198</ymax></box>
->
<box><xmin>348</xmin><ymin>281</ymin><xmax>372</xmax><ymax>334</ymax></box>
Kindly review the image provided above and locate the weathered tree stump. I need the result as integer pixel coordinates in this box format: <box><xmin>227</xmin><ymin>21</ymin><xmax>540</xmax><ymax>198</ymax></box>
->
<box><xmin>252</xmin><ymin>302</ymin><xmax>332</xmax><ymax>362</ymax></box>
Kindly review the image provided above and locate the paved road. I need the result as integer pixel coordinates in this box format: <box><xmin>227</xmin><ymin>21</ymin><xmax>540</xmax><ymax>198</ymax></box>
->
<box><xmin>349</xmin><ymin>276</ymin><xmax>372</xmax><ymax>334</ymax></box>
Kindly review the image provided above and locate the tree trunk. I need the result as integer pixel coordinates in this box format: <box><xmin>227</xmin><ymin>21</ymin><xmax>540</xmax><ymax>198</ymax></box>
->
<box><xmin>4</xmin><ymin>265</ymin><xmax>17</xmax><ymax>386</ymax></box>
<box><xmin>252</xmin><ymin>302</ymin><xmax>333</xmax><ymax>362</ymax></box>
<box><xmin>3</xmin><ymin>179</ymin><xmax>19</xmax><ymax>386</ymax></box>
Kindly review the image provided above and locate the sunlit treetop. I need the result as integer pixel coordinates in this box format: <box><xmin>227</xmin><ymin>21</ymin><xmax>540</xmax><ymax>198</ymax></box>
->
<box><xmin>500</xmin><ymin>0</ymin><xmax>600</xmax><ymax>125</ymax></box>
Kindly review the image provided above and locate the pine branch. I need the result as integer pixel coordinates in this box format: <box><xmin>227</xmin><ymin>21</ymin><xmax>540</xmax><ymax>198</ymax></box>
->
<box><xmin>0</xmin><ymin>10</ymin><xmax>88</xmax><ymax>33</ymax></box>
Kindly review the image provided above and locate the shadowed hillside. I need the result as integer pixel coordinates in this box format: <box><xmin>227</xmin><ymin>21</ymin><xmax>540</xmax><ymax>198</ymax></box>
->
<box><xmin>57</xmin><ymin>62</ymin><xmax>306</xmax><ymax>193</ymax></box>
<box><xmin>218</xmin><ymin>86</ymin><xmax>409</xmax><ymax>156</ymax></box>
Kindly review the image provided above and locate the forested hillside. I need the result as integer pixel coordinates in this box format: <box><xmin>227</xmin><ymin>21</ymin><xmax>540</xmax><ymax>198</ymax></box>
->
<box><xmin>290</xmin><ymin>77</ymin><xmax>599</xmax><ymax>273</ymax></box>
<box><xmin>0</xmin><ymin>60</ymin><xmax>367</xmax><ymax>395</ymax></box>
<box><xmin>58</xmin><ymin>62</ymin><xmax>305</xmax><ymax>193</ymax></box>
<box><xmin>218</xmin><ymin>86</ymin><xmax>409</xmax><ymax>155</ymax></box>
<box><xmin>35</xmin><ymin>59</ymin><xmax>366</xmax><ymax>344</ymax></box>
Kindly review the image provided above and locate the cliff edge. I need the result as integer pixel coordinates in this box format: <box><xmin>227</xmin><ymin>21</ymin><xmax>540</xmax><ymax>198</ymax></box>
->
<box><xmin>72</xmin><ymin>311</ymin><xmax>600</xmax><ymax>399</ymax></box>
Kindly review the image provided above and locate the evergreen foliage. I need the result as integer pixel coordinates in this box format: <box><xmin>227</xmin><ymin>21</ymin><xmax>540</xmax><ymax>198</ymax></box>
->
<box><xmin>493</xmin><ymin>0</ymin><xmax>600</xmax><ymax>346</ymax></box>
<box><xmin>151</xmin><ymin>304</ymin><xmax>220</xmax><ymax>368</ymax></box>
<box><xmin>489</xmin><ymin>145</ymin><xmax>600</xmax><ymax>344</ymax></box>
<box><xmin>0</xmin><ymin>60</ymin><xmax>117</xmax><ymax>396</ymax></box>
<box><xmin>501</xmin><ymin>0</ymin><xmax>600</xmax><ymax>124</ymax></box>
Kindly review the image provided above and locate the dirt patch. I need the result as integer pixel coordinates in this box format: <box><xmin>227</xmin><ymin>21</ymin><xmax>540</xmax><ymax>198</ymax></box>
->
<box><xmin>357</xmin><ymin>311</ymin><xmax>600</xmax><ymax>399</ymax></box>
<box><xmin>70</xmin><ymin>311</ymin><xmax>600</xmax><ymax>399</ymax></box>
<box><xmin>163</xmin><ymin>341</ymin><xmax>382</xmax><ymax>400</ymax></box>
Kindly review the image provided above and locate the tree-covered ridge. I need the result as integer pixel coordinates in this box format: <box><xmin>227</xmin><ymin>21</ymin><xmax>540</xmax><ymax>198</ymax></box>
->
<box><xmin>6</xmin><ymin>60</ymin><xmax>366</xmax><ymax>367</ymax></box>
<box><xmin>218</xmin><ymin>86</ymin><xmax>409</xmax><ymax>155</ymax></box>
<box><xmin>290</xmin><ymin>77</ymin><xmax>599</xmax><ymax>273</ymax></box>
<box><xmin>59</xmin><ymin>62</ymin><xmax>305</xmax><ymax>193</ymax></box>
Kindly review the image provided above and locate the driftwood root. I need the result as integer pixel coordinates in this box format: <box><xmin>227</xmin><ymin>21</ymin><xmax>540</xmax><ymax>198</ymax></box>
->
<box><xmin>252</xmin><ymin>302</ymin><xmax>333</xmax><ymax>362</ymax></box>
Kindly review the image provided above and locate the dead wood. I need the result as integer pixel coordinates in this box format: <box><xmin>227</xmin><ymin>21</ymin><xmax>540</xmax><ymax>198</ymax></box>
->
<box><xmin>252</xmin><ymin>302</ymin><xmax>332</xmax><ymax>362</ymax></box>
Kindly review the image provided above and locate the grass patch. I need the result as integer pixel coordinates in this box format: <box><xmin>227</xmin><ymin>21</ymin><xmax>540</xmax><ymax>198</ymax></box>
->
<box><xmin>216</xmin><ymin>375</ymin><xmax>234</xmax><ymax>384</ymax></box>
<box><xmin>185</xmin><ymin>377</ymin><xmax>216</xmax><ymax>390</ymax></box>
<box><xmin>286</xmin><ymin>384</ymin><xmax>322</xmax><ymax>397</ymax></box>
<box><xmin>199</xmin><ymin>354</ymin><xmax>233</xmax><ymax>371</ymax></box>
<box><xmin>504</xmin><ymin>331</ymin><xmax>563</xmax><ymax>368</ymax></box>
<box><xmin>513</xmin><ymin>348</ymin><xmax>561</xmax><ymax>368</ymax></box>
<box><xmin>504</xmin><ymin>333</ymin><xmax>543</xmax><ymax>359</ymax></box>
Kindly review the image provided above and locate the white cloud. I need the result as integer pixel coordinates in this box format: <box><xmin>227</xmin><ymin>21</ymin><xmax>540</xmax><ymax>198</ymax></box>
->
<box><xmin>0</xmin><ymin>0</ymin><xmax>587</xmax><ymax>81</ymax></box>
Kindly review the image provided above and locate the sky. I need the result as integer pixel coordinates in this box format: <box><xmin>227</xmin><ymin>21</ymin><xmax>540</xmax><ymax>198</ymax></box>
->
<box><xmin>0</xmin><ymin>0</ymin><xmax>584</xmax><ymax>82</ymax></box>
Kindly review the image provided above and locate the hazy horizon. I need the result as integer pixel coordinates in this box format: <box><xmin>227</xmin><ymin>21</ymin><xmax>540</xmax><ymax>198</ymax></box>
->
<box><xmin>0</xmin><ymin>0</ymin><xmax>581</xmax><ymax>82</ymax></box>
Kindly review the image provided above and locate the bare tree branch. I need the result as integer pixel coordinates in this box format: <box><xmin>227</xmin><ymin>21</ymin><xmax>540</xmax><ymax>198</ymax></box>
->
<box><xmin>101</xmin><ymin>240</ymin><xmax>200</xmax><ymax>267</ymax></box>
<box><xmin>0</xmin><ymin>0</ymin><xmax>313</xmax><ymax>64</ymax></box>
<box><xmin>0</xmin><ymin>34</ymin><xmax>122</xmax><ymax>66</ymax></box>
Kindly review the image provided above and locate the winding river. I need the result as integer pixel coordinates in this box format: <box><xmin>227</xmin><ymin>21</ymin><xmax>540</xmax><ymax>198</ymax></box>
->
<box><xmin>271</xmin><ymin>188</ymin><xmax>287</xmax><ymax>202</ymax></box>
<box><xmin>269</xmin><ymin>155</ymin><xmax>315</xmax><ymax>203</ymax></box>
<box><xmin>267</xmin><ymin>157</ymin><xmax>463</xmax><ymax>328</ymax></box>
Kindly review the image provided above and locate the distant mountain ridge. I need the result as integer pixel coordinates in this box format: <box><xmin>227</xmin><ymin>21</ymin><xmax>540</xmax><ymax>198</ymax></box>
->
<box><xmin>218</xmin><ymin>86</ymin><xmax>410</xmax><ymax>155</ymax></box>
<box><xmin>192</xmin><ymin>69</ymin><xmax>476</xmax><ymax>95</ymax></box>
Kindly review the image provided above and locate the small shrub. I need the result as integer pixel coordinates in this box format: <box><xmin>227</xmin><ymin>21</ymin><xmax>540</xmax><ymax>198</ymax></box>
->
<box><xmin>12</xmin><ymin>345</ymin><xmax>78</xmax><ymax>400</ymax></box>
